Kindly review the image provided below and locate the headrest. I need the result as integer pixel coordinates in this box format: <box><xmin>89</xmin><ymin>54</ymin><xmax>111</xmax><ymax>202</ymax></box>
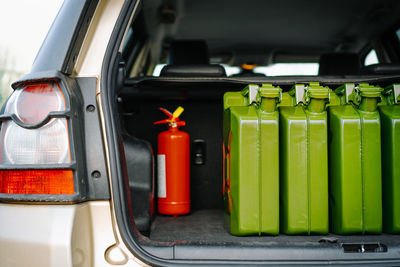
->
<box><xmin>319</xmin><ymin>53</ymin><xmax>360</xmax><ymax>75</ymax></box>
<box><xmin>160</xmin><ymin>65</ymin><xmax>226</xmax><ymax>77</ymax></box>
<box><xmin>168</xmin><ymin>40</ymin><xmax>209</xmax><ymax>65</ymax></box>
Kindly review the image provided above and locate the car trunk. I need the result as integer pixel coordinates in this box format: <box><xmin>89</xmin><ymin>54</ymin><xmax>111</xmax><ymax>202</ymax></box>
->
<box><xmin>115</xmin><ymin>75</ymin><xmax>400</xmax><ymax>262</ymax></box>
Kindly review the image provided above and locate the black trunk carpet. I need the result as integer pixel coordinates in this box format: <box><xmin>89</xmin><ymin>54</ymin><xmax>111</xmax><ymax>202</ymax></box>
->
<box><xmin>149</xmin><ymin>209</ymin><xmax>400</xmax><ymax>246</ymax></box>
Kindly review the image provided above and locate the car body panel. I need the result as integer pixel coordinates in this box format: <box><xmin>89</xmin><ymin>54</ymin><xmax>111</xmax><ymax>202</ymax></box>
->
<box><xmin>0</xmin><ymin>201</ymin><xmax>144</xmax><ymax>267</ymax></box>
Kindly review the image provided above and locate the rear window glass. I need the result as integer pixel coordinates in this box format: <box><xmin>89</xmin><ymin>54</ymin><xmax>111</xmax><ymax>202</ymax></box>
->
<box><xmin>153</xmin><ymin>64</ymin><xmax>166</xmax><ymax>76</ymax></box>
<box><xmin>254</xmin><ymin>63</ymin><xmax>318</xmax><ymax>76</ymax></box>
<box><xmin>364</xmin><ymin>49</ymin><xmax>379</xmax><ymax>66</ymax></box>
<box><xmin>222</xmin><ymin>63</ymin><xmax>319</xmax><ymax>76</ymax></box>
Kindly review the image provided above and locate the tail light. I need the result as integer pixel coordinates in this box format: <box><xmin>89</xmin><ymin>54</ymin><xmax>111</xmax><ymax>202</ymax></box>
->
<box><xmin>0</xmin><ymin>82</ymin><xmax>76</xmax><ymax>197</ymax></box>
<box><xmin>0</xmin><ymin>170</ymin><xmax>74</xmax><ymax>195</ymax></box>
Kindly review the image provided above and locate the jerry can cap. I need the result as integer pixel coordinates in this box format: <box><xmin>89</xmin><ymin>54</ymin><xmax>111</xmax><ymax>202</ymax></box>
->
<box><xmin>259</xmin><ymin>84</ymin><xmax>282</xmax><ymax>99</ymax></box>
<box><xmin>357</xmin><ymin>83</ymin><xmax>383</xmax><ymax>98</ymax></box>
<box><xmin>306</xmin><ymin>82</ymin><xmax>330</xmax><ymax>99</ymax></box>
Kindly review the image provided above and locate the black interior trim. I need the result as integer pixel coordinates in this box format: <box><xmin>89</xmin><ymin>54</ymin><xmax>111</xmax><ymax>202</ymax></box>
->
<box><xmin>28</xmin><ymin>0</ymin><xmax>99</xmax><ymax>75</ymax></box>
<box><xmin>122</xmin><ymin>74</ymin><xmax>400</xmax><ymax>92</ymax></box>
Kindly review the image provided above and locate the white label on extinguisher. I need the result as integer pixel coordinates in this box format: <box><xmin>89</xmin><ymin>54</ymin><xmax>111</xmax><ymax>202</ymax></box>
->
<box><xmin>157</xmin><ymin>154</ymin><xmax>167</xmax><ymax>198</ymax></box>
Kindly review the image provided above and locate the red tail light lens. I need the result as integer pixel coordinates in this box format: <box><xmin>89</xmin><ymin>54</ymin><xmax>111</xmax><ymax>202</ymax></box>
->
<box><xmin>16</xmin><ymin>83</ymin><xmax>65</xmax><ymax>125</ymax></box>
<box><xmin>0</xmin><ymin>170</ymin><xmax>74</xmax><ymax>195</ymax></box>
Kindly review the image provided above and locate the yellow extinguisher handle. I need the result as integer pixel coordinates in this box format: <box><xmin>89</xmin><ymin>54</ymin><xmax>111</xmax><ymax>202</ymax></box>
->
<box><xmin>172</xmin><ymin>106</ymin><xmax>184</xmax><ymax>120</ymax></box>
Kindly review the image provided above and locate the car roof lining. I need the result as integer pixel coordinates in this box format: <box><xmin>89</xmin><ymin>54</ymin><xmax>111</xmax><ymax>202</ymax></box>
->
<box><xmin>139</xmin><ymin>0</ymin><xmax>400</xmax><ymax>66</ymax></box>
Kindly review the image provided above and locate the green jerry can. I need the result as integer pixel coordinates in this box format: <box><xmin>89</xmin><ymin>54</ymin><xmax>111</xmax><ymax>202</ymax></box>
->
<box><xmin>223</xmin><ymin>84</ymin><xmax>281</xmax><ymax>236</ymax></box>
<box><xmin>329</xmin><ymin>83</ymin><xmax>383</xmax><ymax>234</ymax></box>
<box><xmin>279</xmin><ymin>82</ymin><xmax>331</xmax><ymax>235</ymax></box>
<box><xmin>380</xmin><ymin>84</ymin><xmax>400</xmax><ymax>234</ymax></box>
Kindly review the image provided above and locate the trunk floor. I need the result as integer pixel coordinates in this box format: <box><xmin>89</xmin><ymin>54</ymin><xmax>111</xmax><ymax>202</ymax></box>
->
<box><xmin>150</xmin><ymin>209</ymin><xmax>400</xmax><ymax>246</ymax></box>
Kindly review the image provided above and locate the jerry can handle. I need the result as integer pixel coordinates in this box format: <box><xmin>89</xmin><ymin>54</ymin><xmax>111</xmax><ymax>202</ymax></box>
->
<box><xmin>395</xmin><ymin>84</ymin><xmax>400</xmax><ymax>103</ymax></box>
<box><xmin>345</xmin><ymin>84</ymin><xmax>356</xmax><ymax>104</ymax></box>
<box><xmin>288</xmin><ymin>84</ymin><xmax>305</xmax><ymax>104</ymax></box>
<box><xmin>386</xmin><ymin>84</ymin><xmax>400</xmax><ymax>104</ymax></box>
<box><xmin>241</xmin><ymin>84</ymin><xmax>259</xmax><ymax>104</ymax></box>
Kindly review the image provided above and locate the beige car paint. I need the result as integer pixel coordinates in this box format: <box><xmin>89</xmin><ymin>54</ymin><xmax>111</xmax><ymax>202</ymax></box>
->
<box><xmin>0</xmin><ymin>201</ymin><xmax>142</xmax><ymax>267</ymax></box>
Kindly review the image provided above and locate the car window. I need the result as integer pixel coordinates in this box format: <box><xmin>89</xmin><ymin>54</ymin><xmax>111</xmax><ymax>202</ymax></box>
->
<box><xmin>152</xmin><ymin>64</ymin><xmax>166</xmax><ymax>76</ymax></box>
<box><xmin>253</xmin><ymin>63</ymin><xmax>318</xmax><ymax>76</ymax></box>
<box><xmin>221</xmin><ymin>63</ymin><xmax>319</xmax><ymax>76</ymax></box>
<box><xmin>152</xmin><ymin>63</ymin><xmax>319</xmax><ymax>76</ymax></box>
<box><xmin>364</xmin><ymin>49</ymin><xmax>379</xmax><ymax>66</ymax></box>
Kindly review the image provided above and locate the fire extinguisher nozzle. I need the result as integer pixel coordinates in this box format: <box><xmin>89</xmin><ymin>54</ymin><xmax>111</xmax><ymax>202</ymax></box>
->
<box><xmin>154</xmin><ymin>106</ymin><xmax>186</xmax><ymax>128</ymax></box>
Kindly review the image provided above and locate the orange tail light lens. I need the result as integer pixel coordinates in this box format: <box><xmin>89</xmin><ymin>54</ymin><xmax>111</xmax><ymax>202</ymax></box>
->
<box><xmin>0</xmin><ymin>170</ymin><xmax>74</xmax><ymax>195</ymax></box>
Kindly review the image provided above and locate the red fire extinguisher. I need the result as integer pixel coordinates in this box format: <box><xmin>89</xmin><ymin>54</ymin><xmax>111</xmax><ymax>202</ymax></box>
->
<box><xmin>154</xmin><ymin>106</ymin><xmax>190</xmax><ymax>215</ymax></box>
